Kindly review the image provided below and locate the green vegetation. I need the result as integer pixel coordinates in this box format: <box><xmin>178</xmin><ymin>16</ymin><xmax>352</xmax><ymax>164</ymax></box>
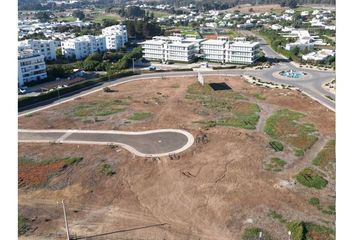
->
<box><xmin>264</xmin><ymin>109</ymin><xmax>318</xmax><ymax>154</ymax></box>
<box><xmin>253</xmin><ymin>93</ymin><xmax>266</xmax><ymax>100</ymax></box>
<box><xmin>242</xmin><ymin>227</ymin><xmax>272</xmax><ymax>240</ymax></box>
<box><xmin>18</xmin><ymin>215</ymin><xmax>29</xmax><ymax>235</ymax></box>
<box><xmin>93</xmin><ymin>14</ymin><xmax>120</xmax><ymax>24</ymax></box>
<box><xmin>258</xmin><ymin>29</ymin><xmax>302</xmax><ymax>63</ymax></box>
<box><xmin>187</xmin><ymin>83</ymin><xmax>260</xmax><ymax>129</ymax></box>
<box><xmin>63</xmin><ymin>157</ymin><xmax>83</xmax><ymax>166</ymax></box>
<box><xmin>128</xmin><ymin>112</ymin><xmax>152</xmax><ymax>121</ymax></box>
<box><xmin>308</xmin><ymin>197</ymin><xmax>320</xmax><ymax>206</ymax></box>
<box><xmin>296</xmin><ymin>168</ymin><xmax>328</xmax><ymax>189</ymax></box>
<box><xmin>268</xmin><ymin>210</ymin><xmax>287</xmax><ymax>224</ymax></box>
<box><xmin>99</xmin><ymin>163</ymin><xmax>116</xmax><ymax>176</ymax></box>
<box><xmin>73</xmin><ymin>100</ymin><xmax>129</xmax><ymax>117</ymax></box>
<box><xmin>269</xmin><ymin>141</ymin><xmax>284</xmax><ymax>152</ymax></box>
<box><xmin>149</xmin><ymin>10</ymin><xmax>170</xmax><ymax>18</ymax></box>
<box><xmin>55</xmin><ymin>16</ymin><xmax>76</xmax><ymax>22</ymax></box>
<box><xmin>287</xmin><ymin>221</ymin><xmax>335</xmax><ymax>240</ymax></box>
<box><xmin>312</xmin><ymin>140</ymin><xmax>335</xmax><ymax>178</ymax></box>
<box><xmin>322</xmin><ymin>205</ymin><xmax>336</xmax><ymax>215</ymax></box>
<box><xmin>264</xmin><ymin>157</ymin><xmax>286</xmax><ymax>172</ymax></box>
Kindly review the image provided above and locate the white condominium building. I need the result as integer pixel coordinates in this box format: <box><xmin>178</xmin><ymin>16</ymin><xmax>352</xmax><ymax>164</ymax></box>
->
<box><xmin>142</xmin><ymin>36</ymin><xmax>198</xmax><ymax>63</ymax></box>
<box><xmin>227</xmin><ymin>41</ymin><xmax>260</xmax><ymax>64</ymax></box>
<box><xmin>102</xmin><ymin>24</ymin><xmax>128</xmax><ymax>50</ymax></box>
<box><xmin>166</xmin><ymin>42</ymin><xmax>196</xmax><ymax>62</ymax></box>
<box><xmin>201</xmin><ymin>38</ymin><xmax>260</xmax><ymax>64</ymax></box>
<box><xmin>18</xmin><ymin>39</ymin><xmax>57</xmax><ymax>61</ymax></box>
<box><xmin>18</xmin><ymin>49</ymin><xmax>47</xmax><ymax>87</ymax></box>
<box><xmin>142</xmin><ymin>39</ymin><xmax>166</xmax><ymax>61</ymax></box>
<box><xmin>200</xmin><ymin>39</ymin><xmax>228</xmax><ymax>63</ymax></box>
<box><xmin>61</xmin><ymin>35</ymin><xmax>106</xmax><ymax>60</ymax></box>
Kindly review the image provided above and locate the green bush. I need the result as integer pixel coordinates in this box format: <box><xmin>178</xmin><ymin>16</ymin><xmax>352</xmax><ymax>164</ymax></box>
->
<box><xmin>296</xmin><ymin>168</ymin><xmax>328</xmax><ymax>189</ymax></box>
<box><xmin>18</xmin><ymin>215</ymin><xmax>29</xmax><ymax>235</ymax></box>
<box><xmin>128</xmin><ymin>112</ymin><xmax>152</xmax><ymax>120</ymax></box>
<box><xmin>287</xmin><ymin>221</ymin><xmax>305</xmax><ymax>240</ymax></box>
<box><xmin>99</xmin><ymin>163</ymin><xmax>116</xmax><ymax>176</ymax></box>
<box><xmin>242</xmin><ymin>227</ymin><xmax>272</xmax><ymax>240</ymax></box>
<box><xmin>269</xmin><ymin>141</ymin><xmax>284</xmax><ymax>151</ymax></box>
<box><xmin>308</xmin><ymin>197</ymin><xmax>320</xmax><ymax>206</ymax></box>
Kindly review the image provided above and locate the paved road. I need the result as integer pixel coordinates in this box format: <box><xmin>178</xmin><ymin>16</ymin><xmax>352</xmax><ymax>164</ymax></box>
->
<box><xmin>18</xmin><ymin>129</ymin><xmax>195</xmax><ymax>157</ymax></box>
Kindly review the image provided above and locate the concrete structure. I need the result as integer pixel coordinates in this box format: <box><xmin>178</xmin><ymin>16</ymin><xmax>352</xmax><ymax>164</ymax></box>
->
<box><xmin>61</xmin><ymin>35</ymin><xmax>106</xmax><ymax>60</ymax></box>
<box><xmin>18</xmin><ymin>39</ymin><xmax>57</xmax><ymax>61</ymax></box>
<box><xmin>102</xmin><ymin>24</ymin><xmax>128</xmax><ymax>50</ymax></box>
<box><xmin>18</xmin><ymin>49</ymin><xmax>47</xmax><ymax>87</ymax></box>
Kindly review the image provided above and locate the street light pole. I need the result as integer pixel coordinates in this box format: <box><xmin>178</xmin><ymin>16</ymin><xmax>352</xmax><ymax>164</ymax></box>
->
<box><xmin>132</xmin><ymin>58</ymin><xmax>136</xmax><ymax>73</ymax></box>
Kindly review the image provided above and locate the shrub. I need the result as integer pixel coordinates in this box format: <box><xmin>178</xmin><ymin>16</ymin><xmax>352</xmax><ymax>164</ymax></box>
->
<box><xmin>287</xmin><ymin>221</ymin><xmax>305</xmax><ymax>240</ymax></box>
<box><xmin>296</xmin><ymin>168</ymin><xmax>328</xmax><ymax>189</ymax></box>
<box><xmin>269</xmin><ymin>141</ymin><xmax>284</xmax><ymax>151</ymax></box>
<box><xmin>308</xmin><ymin>197</ymin><xmax>320</xmax><ymax>206</ymax></box>
<box><xmin>242</xmin><ymin>227</ymin><xmax>272</xmax><ymax>240</ymax></box>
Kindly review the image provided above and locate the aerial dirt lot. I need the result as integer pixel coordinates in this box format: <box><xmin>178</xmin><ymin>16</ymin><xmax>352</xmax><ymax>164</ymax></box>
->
<box><xmin>18</xmin><ymin>76</ymin><xmax>335</xmax><ymax>240</ymax></box>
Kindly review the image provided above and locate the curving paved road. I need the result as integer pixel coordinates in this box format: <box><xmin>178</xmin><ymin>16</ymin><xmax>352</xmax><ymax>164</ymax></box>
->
<box><xmin>18</xmin><ymin>129</ymin><xmax>195</xmax><ymax>157</ymax></box>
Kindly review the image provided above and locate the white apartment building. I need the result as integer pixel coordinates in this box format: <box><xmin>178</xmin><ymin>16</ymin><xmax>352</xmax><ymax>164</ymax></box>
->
<box><xmin>61</xmin><ymin>35</ymin><xmax>106</xmax><ymax>60</ymax></box>
<box><xmin>201</xmin><ymin>38</ymin><xmax>260</xmax><ymax>64</ymax></box>
<box><xmin>18</xmin><ymin>49</ymin><xmax>47</xmax><ymax>87</ymax></box>
<box><xmin>102</xmin><ymin>25</ymin><xmax>128</xmax><ymax>50</ymax></box>
<box><xmin>18</xmin><ymin>39</ymin><xmax>57</xmax><ymax>61</ymax></box>
<box><xmin>226</xmin><ymin>41</ymin><xmax>260</xmax><ymax>64</ymax></box>
<box><xmin>141</xmin><ymin>35</ymin><xmax>201</xmax><ymax>63</ymax></box>
<box><xmin>141</xmin><ymin>39</ymin><xmax>166</xmax><ymax>61</ymax></box>
<box><xmin>200</xmin><ymin>39</ymin><xmax>227</xmax><ymax>63</ymax></box>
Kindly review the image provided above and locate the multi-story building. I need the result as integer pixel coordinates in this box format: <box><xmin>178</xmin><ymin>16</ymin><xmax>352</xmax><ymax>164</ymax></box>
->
<box><xmin>141</xmin><ymin>35</ymin><xmax>200</xmax><ymax>63</ymax></box>
<box><xmin>61</xmin><ymin>35</ymin><xmax>106</xmax><ymax>60</ymax></box>
<box><xmin>226</xmin><ymin>41</ymin><xmax>260</xmax><ymax>64</ymax></box>
<box><xmin>18</xmin><ymin>49</ymin><xmax>47</xmax><ymax>87</ymax></box>
<box><xmin>200</xmin><ymin>39</ymin><xmax>228</xmax><ymax>63</ymax></box>
<box><xmin>141</xmin><ymin>39</ymin><xmax>166</xmax><ymax>62</ymax></box>
<box><xmin>18</xmin><ymin>39</ymin><xmax>57</xmax><ymax>61</ymax></box>
<box><xmin>201</xmin><ymin>38</ymin><xmax>260</xmax><ymax>64</ymax></box>
<box><xmin>102</xmin><ymin>25</ymin><xmax>128</xmax><ymax>50</ymax></box>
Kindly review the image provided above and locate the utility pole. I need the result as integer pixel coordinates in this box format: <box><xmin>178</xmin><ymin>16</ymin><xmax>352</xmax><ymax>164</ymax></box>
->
<box><xmin>132</xmin><ymin>58</ymin><xmax>136</xmax><ymax>73</ymax></box>
<box><xmin>59</xmin><ymin>200</ymin><xmax>70</xmax><ymax>240</ymax></box>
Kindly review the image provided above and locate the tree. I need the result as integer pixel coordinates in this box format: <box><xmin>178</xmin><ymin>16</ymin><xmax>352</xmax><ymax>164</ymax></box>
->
<box><xmin>35</xmin><ymin>12</ymin><xmax>51</xmax><ymax>23</ymax></box>
<box><xmin>290</xmin><ymin>46</ymin><xmax>300</xmax><ymax>56</ymax></box>
<box><xmin>56</xmin><ymin>48</ymin><xmax>63</xmax><ymax>59</ymax></box>
<box><xmin>288</xmin><ymin>0</ymin><xmax>298</xmax><ymax>9</ymax></box>
<box><xmin>72</xmin><ymin>10</ymin><xmax>85</xmax><ymax>20</ymax></box>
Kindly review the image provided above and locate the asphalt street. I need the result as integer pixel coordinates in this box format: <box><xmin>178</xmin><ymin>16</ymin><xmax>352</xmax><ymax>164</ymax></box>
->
<box><xmin>18</xmin><ymin>129</ymin><xmax>194</xmax><ymax>157</ymax></box>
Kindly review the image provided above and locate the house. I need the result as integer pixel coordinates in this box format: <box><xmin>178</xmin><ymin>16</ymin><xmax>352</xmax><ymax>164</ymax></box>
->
<box><xmin>18</xmin><ymin>49</ymin><xmax>47</xmax><ymax>87</ymax></box>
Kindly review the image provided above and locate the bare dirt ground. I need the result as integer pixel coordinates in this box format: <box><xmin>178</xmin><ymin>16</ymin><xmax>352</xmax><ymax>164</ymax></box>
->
<box><xmin>18</xmin><ymin>76</ymin><xmax>335</xmax><ymax>239</ymax></box>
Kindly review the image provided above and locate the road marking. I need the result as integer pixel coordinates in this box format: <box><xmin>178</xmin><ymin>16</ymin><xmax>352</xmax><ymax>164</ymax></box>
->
<box><xmin>55</xmin><ymin>130</ymin><xmax>76</xmax><ymax>143</ymax></box>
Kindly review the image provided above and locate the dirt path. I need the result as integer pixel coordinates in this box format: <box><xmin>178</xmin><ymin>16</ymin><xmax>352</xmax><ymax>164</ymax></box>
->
<box><xmin>256</xmin><ymin>102</ymin><xmax>280</xmax><ymax>132</ymax></box>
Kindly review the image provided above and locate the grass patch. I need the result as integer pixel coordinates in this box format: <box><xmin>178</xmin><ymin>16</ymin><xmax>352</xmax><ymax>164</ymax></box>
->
<box><xmin>187</xmin><ymin>83</ymin><xmax>260</xmax><ymax>129</ymax></box>
<box><xmin>99</xmin><ymin>162</ymin><xmax>116</xmax><ymax>176</ymax></box>
<box><xmin>253</xmin><ymin>92</ymin><xmax>266</xmax><ymax>100</ymax></box>
<box><xmin>269</xmin><ymin>141</ymin><xmax>284</xmax><ymax>152</ymax></box>
<box><xmin>312</xmin><ymin>140</ymin><xmax>335</xmax><ymax>178</ymax></box>
<box><xmin>308</xmin><ymin>197</ymin><xmax>320</xmax><ymax>206</ymax></box>
<box><xmin>296</xmin><ymin>168</ymin><xmax>328</xmax><ymax>189</ymax></box>
<box><xmin>128</xmin><ymin>112</ymin><xmax>152</xmax><ymax>121</ymax></box>
<box><xmin>287</xmin><ymin>221</ymin><xmax>335</xmax><ymax>240</ymax></box>
<box><xmin>150</xmin><ymin>10</ymin><xmax>171</xmax><ymax>18</ymax></box>
<box><xmin>268</xmin><ymin>210</ymin><xmax>287</xmax><ymax>224</ymax></box>
<box><xmin>18</xmin><ymin>215</ymin><xmax>30</xmax><ymax>235</ymax></box>
<box><xmin>264</xmin><ymin>157</ymin><xmax>286</xmax><ymax>172</ymax></box>
<box><xmin>242</xmin><ymin>227</ymin><xmax>272</xmax><ymax>240</ymax></box>
<box><xmin>53</xmin><ymin>16</ymin><xmax>76</xmax><ymax>22</ymax></box>
<box><xmin>93</xmin><ymin>14</ymin><xmax>121</xmax><ymax>24</ymax></box>
<box><xmin>322</xmin><ymin>205</ymin><xmax>336</xmax><ymax>215</ymax></box>
<box><xmin>63</xmin><ymin>157</ymin><xmax>83</xmax><ymax>166</ymax></box>
<box><xmin>264</xmin><ymin>109</ymin><xmax>318</xmax><ymax>154</ymax></box>
<box><xmin>72</xmin><ymin>99</ymin><xmax>129</xmax><ymax>117</ymax></box>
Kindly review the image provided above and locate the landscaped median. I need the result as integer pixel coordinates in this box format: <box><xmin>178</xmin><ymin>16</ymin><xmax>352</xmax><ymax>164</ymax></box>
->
<box><xmin>18</xmin><ymin>71</ymin><xmax>138</xmax><ymax>110</ymax></box>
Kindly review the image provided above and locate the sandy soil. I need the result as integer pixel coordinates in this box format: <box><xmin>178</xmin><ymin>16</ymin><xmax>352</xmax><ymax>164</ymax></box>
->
<box><xmin>18</xmin><ymin>76</ymin><xmax>335</xmax><ymax>239</ymax></box>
